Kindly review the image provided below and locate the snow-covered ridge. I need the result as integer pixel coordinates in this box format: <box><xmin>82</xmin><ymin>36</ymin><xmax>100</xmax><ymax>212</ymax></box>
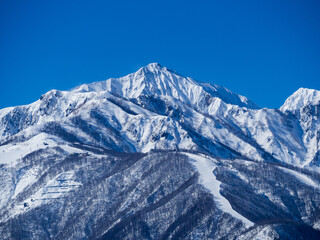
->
<box><xmin>277</xmin><ymin>166</ymin><xmax>319</xmax><ymax>189</ymax></box>
<box><xmin>0</xmin><ymin>63</ymin><xmax>320</xmax><ymax>169</ymax></box>
<box><xmin>280</xmin><ymin>88</ymin><xmax>320</xmax><ymax>113</ymax></box>
<box><xmin>73</xmin><ymin>63</ymin><xmax>259</xmax><ymax>109</ymax></box>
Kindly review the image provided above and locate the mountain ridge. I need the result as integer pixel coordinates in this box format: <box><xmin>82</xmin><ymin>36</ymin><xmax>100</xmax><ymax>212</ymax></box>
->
<box><xmin>0</xmin><ymin>63</ymin><xmax>319</xmax><ymax>169</ymax></box>
<box><xmin>72</xmin><ymin>63</ymin><xmax>260</xmax><ymax>109</ymax></box>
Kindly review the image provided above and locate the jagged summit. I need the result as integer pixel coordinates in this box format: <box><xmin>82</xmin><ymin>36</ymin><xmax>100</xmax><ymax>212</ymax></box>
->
<box><xmin>280</xmin><ymin>87</ymin><xmax>320</xmax><ymax>113</ymax></box>
<box><xmin>73</xmin><ymin>63</ymin><xmax>259</xmax><ymax>109</ymax></box>
<box><xmin>144</xmin><ymin>62</ymin><xmax>162</xmax><ymax>70</ymax></box>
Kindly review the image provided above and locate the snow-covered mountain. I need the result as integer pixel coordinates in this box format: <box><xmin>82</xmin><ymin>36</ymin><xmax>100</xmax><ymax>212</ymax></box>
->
<box><xmin>73</xmin><ymin>63</ymin><xmax>259</xmax><ymax>109</ymax></box>
<box><xmin>1</xmin><ymin>63</ymin><xmax>320</xmax><ymax>239</ymax></box>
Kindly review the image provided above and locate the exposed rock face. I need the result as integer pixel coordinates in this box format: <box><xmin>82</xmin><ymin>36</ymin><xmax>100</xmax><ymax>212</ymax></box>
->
<box><xmin>0</xmin><ymin>63</ymin><xmax>320</xmax><ymax>239</ymax></box>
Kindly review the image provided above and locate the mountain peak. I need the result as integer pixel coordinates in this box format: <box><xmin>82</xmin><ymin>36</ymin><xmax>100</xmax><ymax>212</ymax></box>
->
<box><xmin>145</xmin><ymin>62</ymin><xmax>162</xmax><ymax>70</ymax></box>
<box><xmin>280</xmin><ymin>87</ymin><xmax>320</xmax><ymax>113</ymax></box>
<box><xmin>72</xmin><ymin>64</ymin><xmax>258</xmax><ymax>109</ymax></box>
<box><xmin>137</xmin><ymin>62</ymin><xmax>163</xmax><ymax>75</ymax></box>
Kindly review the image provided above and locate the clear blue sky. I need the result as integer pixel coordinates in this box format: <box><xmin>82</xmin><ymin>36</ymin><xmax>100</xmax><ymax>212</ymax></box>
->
<box><xmin>1</xmin><ymin>0</ymin><xmax>319</xmax><ymax>109</ymax></box>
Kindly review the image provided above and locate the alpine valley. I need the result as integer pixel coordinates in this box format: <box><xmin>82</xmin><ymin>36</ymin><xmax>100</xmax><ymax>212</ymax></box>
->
<box><xmin>1</xmin><ymin>63</ymin><xmax>320</xmax><ymax>239</ymax></box>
